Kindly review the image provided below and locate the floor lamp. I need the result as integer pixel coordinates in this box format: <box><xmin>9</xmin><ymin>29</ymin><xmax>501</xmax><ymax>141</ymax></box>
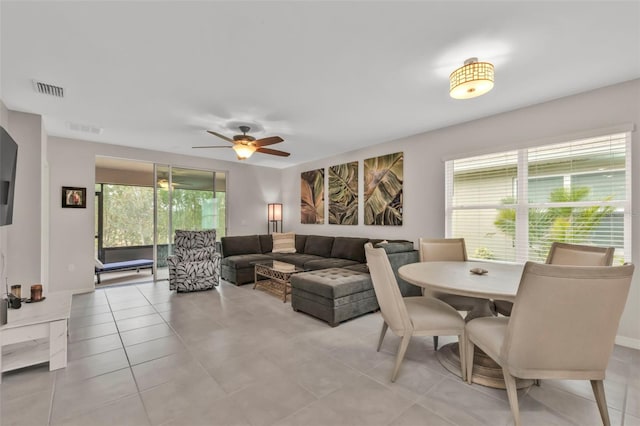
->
<box><xmin>268</xmin><ymin>203</ymin><xmax>283</xmax><ymax>234</ymax></box>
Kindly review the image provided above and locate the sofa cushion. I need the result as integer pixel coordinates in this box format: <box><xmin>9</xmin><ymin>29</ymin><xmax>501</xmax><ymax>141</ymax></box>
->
<box><xmin>221</xmin><ymin>253</ymin><xmax>273</xmax><ymax>269</ymax></box>
<box><xmin>290</xmin><ymin>268</ymin><xmax>373</xmax><ymax>299</ymax></box>
<box><xmin>304</xmin><ymin>235</ymin><xmax>335</xmax><ymax>257</ymax></box>
<box><xmin>292</xmin><ymin>286</ymin><xmax>377</xmax><ymax>307</ymax></box>
<box><xmin>259</xmin><ymin>234</ymin><xmax>273</xmax><ymax>254</ymax></box>
<box><xmin>272</xmin><ymin>232</ymin><xmax>296</xmax><ymax>253</ymax></box>
<box><xmin>269</xmin><ymin>253</ymin><xmax>324</xmax><ymax>268</ymax></box>
<box><xmin>222</xmin><ymin>235</ymin><xmax>262</xmax><ymax>257</ymax></box>
<box><xmin>343</xmin><ymin>263</ymin><xmax>369</xmax><ymax>274</ymax></box>
<box><xmin>330</xmin><ymin>237</ymin><xmax>369</xmax><ymax>263</ymax></box>
<box><xmin>375</xmin><ymin>241</ymin><xmax>414</xmax><ymax>254</ymax></box>
<box><xmin>295</xmin><ymin>234</ymin><xmax>308</xmax><ymax>253</ymax></box>
<box><xmin>304</xmin><ymin>258</ymin><xmax>359</xmax><ymax>270</ymax></box>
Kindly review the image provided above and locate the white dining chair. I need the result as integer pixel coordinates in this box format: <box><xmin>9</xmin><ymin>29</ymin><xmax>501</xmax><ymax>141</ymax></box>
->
<box><xmin>419</xmin><ymin>237</ymin><xmax>496</xmax><ymax>350</ymax></box>
<box><xmin>465</xmin><ymin>261</ymin><xmax>634</xmax><ymax>426</ymax></box>
<box><xmin>494</xmin><ymin>242</ymin><xmax>615</xmax><ymax>317</ymax></box>
<box><xmin>365</xmin><ymin>243</ymin><xmax>466</xmax><ymax>382</ymax></box>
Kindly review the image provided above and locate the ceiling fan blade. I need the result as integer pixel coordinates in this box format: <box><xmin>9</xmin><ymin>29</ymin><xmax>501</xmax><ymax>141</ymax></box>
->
<box><xmin>192</xmin><ymin>145</ymin><xmax>231</xmax><ymax>149</ymax></box>
<box><xmin>256</xmin><ymin>147</ymin><xmax>290</xmax><ymax>157</ymax></box>
<box><xmin>206</xmin><ymin>131</ymin><xmax>234</xmax><ymax>143</ymax></box>
<box><xmin>254</xmin><ymin>136</ymin><xmax>284</xmax><ymax>147</ymax></box>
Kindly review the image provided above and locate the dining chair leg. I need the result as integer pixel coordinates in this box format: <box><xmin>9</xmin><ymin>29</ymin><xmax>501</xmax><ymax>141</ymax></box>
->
<box><xmin>377</xmin><ymin>322</ymin><xmax>388</xmax><ymax>352</ymax></box>
<box><xmin>465</xmin><ymin>338</ymin><xmax>475</xmax><ymax>384</ymax></box>
<box><xmin>391</xmin><ymin>334</ymin><xmax>412</xmax><ymax>382</ymax></box>
<box><xmin>502</xmin><ymin>368</ymin><xmax>521</xmax><ymax>426</ymax></box>
<box><xmin>433</xmin><ymin>336</ymin><xmax>439</xmax><ymax>350</ymax></box>
<box><xmin>457</xmin><ymin>333</ymin><xmax>467</xmax><ymax>382</ymax></box>
<box><xmin>591</xmin><ymin>380</ymin><xmax>611</xmax><ymax>426</ymax></box>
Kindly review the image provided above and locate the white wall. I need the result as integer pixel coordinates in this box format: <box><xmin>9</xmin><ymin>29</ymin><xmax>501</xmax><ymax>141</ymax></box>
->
<box><xmin>5</xmin><ymin>111</ymin><xmax>43</xmax><ymax>288</ymax></box>
<box><xmin>48</xmin><ymin>136</ymin><xmax>282</xmax><ymax>295</ymax></box>
<box><xmin>281</xmin><ymin>79</ymin><xmax>640</xmax><ymax>346</ymax></box>
<box><xmin>0</xmin><ymin>101</ymin><xmax>8</xmax><ymax>286</ymax></box>
<box><xmin>2</xmin><ymin>79</ymin><xmax>639</xmax><ymax>345</ymax></box>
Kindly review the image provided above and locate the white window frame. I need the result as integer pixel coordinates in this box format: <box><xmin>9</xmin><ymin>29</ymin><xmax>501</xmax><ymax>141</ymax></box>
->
<box><xmin>445</xmin><ymin>132</ymin><xmax>632</xmax><ymax>263</ymax></box>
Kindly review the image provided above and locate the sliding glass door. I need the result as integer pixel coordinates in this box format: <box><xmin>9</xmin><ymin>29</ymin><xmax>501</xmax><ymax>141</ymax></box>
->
<box><xmin>153</xmin><ymin>165</ymin><xmax>226</xmax><ymax>280</ymax></box>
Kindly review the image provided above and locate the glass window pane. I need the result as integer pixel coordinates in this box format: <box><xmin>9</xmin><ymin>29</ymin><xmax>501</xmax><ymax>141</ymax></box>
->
<box><xmin>528</xmin><ymin>176</ymin><xmax>564</xmax><ymax>203</ymax></box>
<box><xmin>572</xmin><ymin>171</ymin><xmax>625</xmax><ymax>201</ymax></box>
<box><xmin>156</xmin><ymin>165</ymin><xmax>170</xmax><ymax>246</ymax></box>
<box><xmin>452</xmin><ymin>151</ymin><xmax>518</xmax><ymax>207</ymax></box>
<box><xmin>214</xmin><ymin>191</ymin><xmax>226</xmax><ymax>238</ymax></box>
<box><xmin>451</xmin><ymin>209</ymin><xmax>517</xmax><ymax>262</ymax></box>
<box><xmin>447</xmin><ymin>132</ymin><xmax>629</xmax><ymax>262</ymax></box>
<box><xmin>170</xmin><ymin>167</ymin><xmax>218</xmax><ymax>236</ymax></box>
<box><xmin>528</xmin><ymin>134</ymin><xmax>626</xmax><ymax>204</ymax></box>
<box><xmin>103</xmin><ymin>184</ymin><xmax>154</xmax><ymax>248</ymax></box>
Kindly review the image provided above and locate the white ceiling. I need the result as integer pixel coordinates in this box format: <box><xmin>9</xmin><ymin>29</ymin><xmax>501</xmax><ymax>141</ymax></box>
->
<box><xmin>2</xmin><ymin>1</ymin><xmax>639</xmax><ymax>169</ymax></box>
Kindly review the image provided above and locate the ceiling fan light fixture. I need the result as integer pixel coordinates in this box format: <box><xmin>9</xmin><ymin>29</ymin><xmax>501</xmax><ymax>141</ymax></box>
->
<box><xmin>233</xmin><ymin>143</ymin><xmax>257</xmax><ymax>160</ymax></box>
<box><xmin>449</xmin><ymin>57</ymin><xmax>494</xmax><ymax>99</ymax></box>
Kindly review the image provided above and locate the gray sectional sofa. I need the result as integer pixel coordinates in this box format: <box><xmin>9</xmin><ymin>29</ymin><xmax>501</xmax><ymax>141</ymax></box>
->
<box><xmin>220</xmin><ymin>234</ymin><xmax>421</xmax><ymax>326</ymax></box>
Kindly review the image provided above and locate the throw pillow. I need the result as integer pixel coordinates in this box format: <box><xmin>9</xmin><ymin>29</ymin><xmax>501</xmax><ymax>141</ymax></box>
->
<box><xmin>95</xmin><ymin>258</ymin><xmax>105</xmax><ymax>269</ymax></box>
<box><xmin>272</xmin><ymin>232</ymin><xmax>296</xmax><ymax>253</ymax></box>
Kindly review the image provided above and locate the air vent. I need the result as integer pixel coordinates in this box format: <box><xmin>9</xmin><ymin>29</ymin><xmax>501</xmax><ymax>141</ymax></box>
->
<box><xmin>33</xmin><ymin>80</ymin><xmax>64</xmax><ymax>97</ymax></box>
<box><xmin>67</xmin><ymin>122</ymin><xmax>103</xmax><ymax>135</ymax></box>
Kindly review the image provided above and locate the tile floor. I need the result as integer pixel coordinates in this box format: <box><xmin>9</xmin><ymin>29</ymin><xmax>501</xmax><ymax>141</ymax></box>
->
<box><xmin>1</xmin><ymin>279</ymin><xmax>639</xmax><ymax>426</ymax></box>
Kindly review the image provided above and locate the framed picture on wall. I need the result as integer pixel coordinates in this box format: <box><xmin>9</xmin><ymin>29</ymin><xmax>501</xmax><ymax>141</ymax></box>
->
<box><xmin>62</xmin><ymin>186</ymin><xmax>87</xmax><ymax>208</ymax></box>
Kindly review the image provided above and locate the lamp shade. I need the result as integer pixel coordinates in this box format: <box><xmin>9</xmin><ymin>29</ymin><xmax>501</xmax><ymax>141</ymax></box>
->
<box><xmin>449</xmin><ymin>57</ymin><xmax>494</xmax><ymax>99</ymax></box>
<box><xmin>233</xmin><ymin>143</ymin><xmax>257</xmax><ymax>160</ymax></box>
<box><xmin>268</xmin><ymin>203</ymin><xmax>282</xmax><ymax>221</ymax></box>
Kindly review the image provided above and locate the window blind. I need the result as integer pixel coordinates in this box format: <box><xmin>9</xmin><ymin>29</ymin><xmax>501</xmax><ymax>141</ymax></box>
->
<box><xmin>445</xmin><ymin>133</ymin><xmax>631</xmax><ymax>264</ymax></box>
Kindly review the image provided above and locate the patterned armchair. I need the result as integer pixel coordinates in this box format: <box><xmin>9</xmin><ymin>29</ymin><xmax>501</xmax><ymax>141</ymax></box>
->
<box><xmin>167</xmin><ymin>229</ymin><xmax>221</xmax><ymax>292</ymax></box>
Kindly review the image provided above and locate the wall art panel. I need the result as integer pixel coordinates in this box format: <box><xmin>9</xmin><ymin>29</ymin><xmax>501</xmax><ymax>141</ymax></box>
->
<box><xmin>301</xmin><ymin>168</ymin><xmax>325</xmax><ymax>224</ymax></box>
<box><xmin>364</xmin><ymin>152</ymin><xmax>403</xmax><ymax>226</ymax></box>
<box><xmin>328</xmin><ymin>161</ymin><xmax>358</xmax><ymax>225</ymax></box>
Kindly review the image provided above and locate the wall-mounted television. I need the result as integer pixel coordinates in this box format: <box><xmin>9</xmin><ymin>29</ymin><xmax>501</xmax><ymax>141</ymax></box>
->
<box><xmin>0</xmin><ymin>126</ymin><xmax>18</xmax><ymax>226</ymax></box>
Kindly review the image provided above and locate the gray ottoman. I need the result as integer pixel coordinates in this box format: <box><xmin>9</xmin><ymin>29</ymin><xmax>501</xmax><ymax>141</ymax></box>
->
<box><xmin>290</xmin><ymin>268</ymin><xmax>379</xmax><ymax>327</ymax></box>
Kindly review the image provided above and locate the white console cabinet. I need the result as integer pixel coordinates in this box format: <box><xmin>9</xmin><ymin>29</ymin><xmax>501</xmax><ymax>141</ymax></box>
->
<box><xmin>0</xmin><ymin>291</ymin><xmax>72</xmax><ymax>382</ymax></box>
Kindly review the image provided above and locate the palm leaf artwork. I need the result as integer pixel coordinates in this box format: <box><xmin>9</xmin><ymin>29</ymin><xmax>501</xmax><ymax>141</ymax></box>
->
<box><xmin>364</xmin><ymin>152</ymin><xmax>403</xmax><ymax>225</ymax></box>
<box><xmin>300</xmin><ymin>168</ymin><xmax>325</xmax><ymax>224</ymax></box>
<box><xmin>329</xmin><ymin>162</ymin><xmax>358</xmax><ymax>225</ymax></box>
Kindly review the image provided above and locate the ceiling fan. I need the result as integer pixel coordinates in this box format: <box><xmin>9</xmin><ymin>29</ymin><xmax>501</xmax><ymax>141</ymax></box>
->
<box><xmin>193</xmin><ymin>125</ymin><xmax>289</xmax><ymax>160</ymax></box>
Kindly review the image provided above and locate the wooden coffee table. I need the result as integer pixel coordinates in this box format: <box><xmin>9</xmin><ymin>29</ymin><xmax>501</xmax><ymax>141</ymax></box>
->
<box><xmin>253</xmin><ymin>261</ymin><xmax>306</xmax><ymax>302</ymax></box>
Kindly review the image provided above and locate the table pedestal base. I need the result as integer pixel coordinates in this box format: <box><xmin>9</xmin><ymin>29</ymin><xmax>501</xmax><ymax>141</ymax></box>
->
<box><xmin>436</xmin><ymin>342</ymin><xmax>534</xmax><ymax>389</ymax></box>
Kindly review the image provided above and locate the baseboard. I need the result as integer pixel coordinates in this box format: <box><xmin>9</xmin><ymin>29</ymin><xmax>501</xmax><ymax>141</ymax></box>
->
<box><xmin>615</xmin><ymin>335</ymin><xmax>640</xmax><ymax>350</ymax></box>
<box><xmin>72</xmin><ymin>287</ymin><xmax>95</xmax><ymax>295</ymax></box>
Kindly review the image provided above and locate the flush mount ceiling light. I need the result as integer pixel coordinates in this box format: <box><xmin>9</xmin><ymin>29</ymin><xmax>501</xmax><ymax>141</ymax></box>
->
<box><xmin>449</xmin><ymin>57</ymin><xmax>494</xmax><ymax>99</ymax></box>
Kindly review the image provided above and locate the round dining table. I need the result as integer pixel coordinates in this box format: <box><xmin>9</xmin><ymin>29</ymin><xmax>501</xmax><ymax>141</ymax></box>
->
<box><xmin>398</xmin><ymin>261</ymin><xmax>523</xmax><ymax>302</ymax></box>
<box><xmin>398</xmin><ymin>260</ymin><xmax>533</xmax><ymax>389</ymax></box>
